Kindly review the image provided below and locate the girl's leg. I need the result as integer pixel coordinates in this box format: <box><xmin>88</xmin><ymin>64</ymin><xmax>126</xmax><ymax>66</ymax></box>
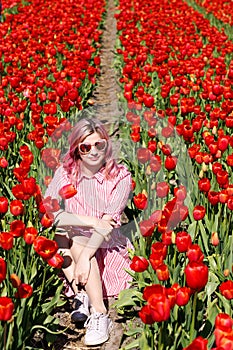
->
<box><xmin>84</xmin><ymin>256</ymin><xmax>107</xmax><ymax>314</ymax></box>
<box><xmin>55</xmin><ymin>233</ymin><xmax>79</xmax><ymax>294</ymax></box>
<box><xmin>70</xmin><ymin>238</ymin><xmax>107</xmax><ymax>314</ymax></box>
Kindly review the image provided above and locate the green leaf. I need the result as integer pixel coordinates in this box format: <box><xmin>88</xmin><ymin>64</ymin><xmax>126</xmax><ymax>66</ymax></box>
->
<box><xmin>124</xmin><ymin>327</ymin><xmax>143</xmax><ymax>336</ymax></box>
<box><xmin>120</xmin><ymin>338</ymin><xmax>140</xmax><ymax>350</ymax></box>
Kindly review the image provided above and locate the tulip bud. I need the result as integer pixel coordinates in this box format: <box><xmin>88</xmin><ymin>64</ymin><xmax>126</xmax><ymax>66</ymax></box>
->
<box><xmin>212</xmin><ymin>126</ymin><xmax>217</xmax><ymax>135</ymax></box>
<box><xmin>199</xmin><ymin>169</ymin><xmax>204</xmax><ymax>178</ymax></box>
<box><xmin>151</xmin><ymin>182</ymin><xmax>156</xmax><ymax>190</ymax></box>
<box><xmin>211</xmin><ymin>232</ymin><xmax>220</xmax><ymax>246</ymax></box>
<box><xmin>145</xmin><ymin>165</ymin><xmax>152</xmax><ymax>175</ymax></box>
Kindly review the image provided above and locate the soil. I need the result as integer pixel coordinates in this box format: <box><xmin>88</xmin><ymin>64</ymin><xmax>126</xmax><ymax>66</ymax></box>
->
<box><xmin>37</xmin><ymin>1</ymin><xmax>140</xmax><ymax>349</ymax></box>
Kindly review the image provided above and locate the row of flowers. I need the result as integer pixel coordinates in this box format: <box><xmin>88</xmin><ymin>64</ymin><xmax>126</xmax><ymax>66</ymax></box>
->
<box><xmin>113</xmin><ymin>0</ymin><xmax>233</xmax><ymax>349</ymax></box>
<box><xmin>193</xmin><ymin>0</ymin><xmax>233</xmax><ymax>26</ymax></box>
<box><xmin>0</xmin><ymin>0</ymin><xmax>105</xmax><ymax>349</ymax></box>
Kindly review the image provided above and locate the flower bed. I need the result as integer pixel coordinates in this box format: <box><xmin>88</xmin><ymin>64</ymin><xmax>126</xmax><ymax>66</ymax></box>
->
<box><xmin>193</xmin><ymin>0</ymin><xmax>233</xmax><ymax>26</ymax></box>
<box><xmin>0</xmin><ymin>0</ymin><xmax>105</xmax><ymax>349</ymax></box>
<box><xmin>113</xmin><ymin>0</ymin><xmax>233</xmax><ymax>348</ymax></box>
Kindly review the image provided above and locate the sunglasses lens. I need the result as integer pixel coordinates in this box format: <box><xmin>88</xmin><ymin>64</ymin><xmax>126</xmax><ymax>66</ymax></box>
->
<box><xmin>95</xmin><ymin>140</ymin><xmax>106</xmax><ymax>151</ymax></box>
<box><xmin>79</xmin><ymin>143</ymin><xmax>92</xmax><ymax>154</ymax></box>
<box><xmin>78</xmin><ymin>139</ymin><xmax>107</xmax><ymax>154</ymax></box>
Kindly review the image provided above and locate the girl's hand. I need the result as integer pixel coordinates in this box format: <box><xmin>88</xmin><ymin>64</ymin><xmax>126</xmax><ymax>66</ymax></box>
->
<box><xmin>74</xmin><ymin>254</ymin><xmax>91</xmax><ymax>286</ymax></box>
<box><xmin>94</xmin><ymin>217</ymin><xmax>116</xmax><ymax>241</ymax></box>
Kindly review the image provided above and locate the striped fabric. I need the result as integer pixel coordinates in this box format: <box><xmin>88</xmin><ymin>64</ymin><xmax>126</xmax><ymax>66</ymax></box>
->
<box><xmin>45</xmin><ymin>163</ymin><xmax>133</xmax><ymax>298</ymax></box>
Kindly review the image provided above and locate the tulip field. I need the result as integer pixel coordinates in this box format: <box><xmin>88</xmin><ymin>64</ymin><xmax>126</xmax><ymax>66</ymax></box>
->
<box><xmin>0</xmin><ymin>0</ymin><xmax>233</xmax><ymax>349</ymax></box>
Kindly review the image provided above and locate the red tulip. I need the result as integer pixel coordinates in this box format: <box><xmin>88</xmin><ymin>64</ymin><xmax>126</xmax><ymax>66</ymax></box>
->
<box><xmin>183</xmin><ymin>336</ymin><xmax>208</xmax><ymax>350</ymax></box>
<box><xmin>176</xmin><ymin>286</ymin><xmax>191</xmax><ymax>306</ymax></box>
<box><xmin>130</xmin><ymin>256</ymin><xmax>149</xmax><ymax>272</ymax></box>
<box><xmin>175</xmin><ymin>231</ymin><xmax>192</xmax><ymax>252</ymax></box>
<box><xmin>149</xmin><ymin>252</ymin><xmax>164</xmax><ymax>271</ymax></box>
<box><xmin>0</xmin><ymin>157</ymin><xmax>8</xmax><ymax>168</ymax></box>
<box><xmin>46</xmin><ymin>253</ymin><xmax>64</xmax><ymax>269</ymax></box>
<box><xmin>10</xmin><ymin>220</ymin><xmax>25</xmax><ymax>238</ymax></box>
<box><xmin>214</xmin><ymin>314</ymin><xmax>233</xmax><ymax>350</ymax></box>
<box><xmin>215</xmin><ymin>313</ymin><xmax>233</xmax><ymax>331</ymax></box>
<box><xmin>186</xmin><ymin>244</ymin><xmax>204</xmax><ymax>262</ymax></box>
<box><xmin>0</xmin><ymin>297</ymin><xmax>14</xmax><ymax>321</ymax></box>
<box><xmin>227</xmin><ymin>197</ymin><xmax>233</xmax><ymax>210</ymax></box>
<box><xmin>185</xmin><ymin>261</ymin><xmax>209</xmax><ymax>291</ymax></box>
<box><xmin>162</xmin><ymin>231</ymin><xmax>173</xmax><ymax>245</ymax></box>
<box><xmin>58</xmin><ymin>184</ymin><xmax>77</xmax><ymax>199</ymax></box>
<box><xmin>33</xmin><ymin>236</ymin><xmax>58</xmax><ymax>260</ymax></box>
<box><xmin>216</xmin><ymin>170</ymin><xmax>229</xmax><ymax>187</ymax></box>
<box><xmin>212</xmin><ymin>162</ymin><xmax>223</xmax><ymax>174</ymax></box>
<box><xmin>136</xmin><ymin>148</ymin><xmax>151</xmax><ymax>164</ymax></box>
<box><xmin>133</xmin><ymin>193</ymin><xmax>147</xmax><ymax>210</ymax></box>
<box><xmin>143</xmin><ymin>94</ymin><xmax>154</xmax><ymax>108</ymax></box>
<box><xmin>143</xmin><ymin>284</ymin><xmax>165</xmax><ymax>301</ymax></box>
<box><xmin>12</xmin><ymin>184</ymin><xmax>30</xmax><ymax>200</ymax></box>
<box><xmin>156</xmin><ymin>263</ymin><xmax>169</xmax><ymax>281</ymax></box>
<box><xmin>156</xmin><ymin>182</ymin><xmax>170</xmax><ymax>198</ymax></box>
<box><xmin>147</xmin><ymin>140</ymin><xmax>157</xmax><ymax>153</ymax></box>
<box><xmin>226</xmin><ymin>154</ymin><xmax>233</xmax><ymax>167</ymax></box>
<box><xmin>150</xmin><ymin>155</ymin><xmax>162</xmax><ymax>173</ymax></box>
<box><xmin>40</xmin><ymin>212</ymin><xmax>54</xmax><ymax>228</ymax></box>
<box><xmin>0</xmin><ymin>232</ymin><xmax>14</xmax><ymax>250</ymax></box>
<box><xmin>165</xmin><ymin>287</ymin><xmax>177</xmax><ymax>308</ymax></box>
<box><xmin>219</xmin><ymin>280</ymin><xmax>233</xmax><ymax>300</ymax></box>
<box><xmin>208</xmin><ymin>191</ymin><xmax>219</xmax><ymax>206</ymax></box>
<box><xmin>139</xmin><ymin>219</ymin><xmax>155</xmax><ymax>237</ymax></box>
<box><xmin>198</xmin><ymin>178</ymin><xmax>211</xmax><ymax>193</ymax></box>
<box><xmin>23</xmin><ymin>227</ymin><xmax>38</xmax><ymax>244</ymax></box>
<box><xmin>149</xmin><ymin>210</ymin><xmax>163</xmax><ymax>224</ymax></box>
<box><xmin>193</xmin><ymin>205</ymin><xmax>206</xmax><ymax>220</ymax></box>
<box><xmin>130</xmin><ymin>132</ymin><xmax>140</xmax><ymax>142</ymax></box>
<box><xmin>164</xmin><ymin>155</ymin><xmax>177</xmax><ymax>171</ymax></box>
<box><xmin>151</xmin><ymin>242</ymin><xmax>167</xmax><ymax>258</ymax></box>
<box><xmin>22</xmin><ymin>177</ymin><xmax>37</xmax><ymax>195</ymax></box>
<box><xmin>0</xmin><ymin>258</ymin><xmax>7</xmax><ymax>284</ymax></box>
<box><xmin>41</xmin><ymin>148</ymin><xmax>61</xmax><ymax>170</ymax></box>
<box><xmin>138</xmin><ymin>304</ymin><xmax>154</xmax><ymax>324</ymax></box>
<box><xmin>174</xmin><ymin>185</ymin><xmax>187</xmax><ymax>201</ymax></box>
<box><xmin>10</xmin><ymin>274</ymin><xmax>21</xmax><ymax>288</ymax></box>
<box><xmin>15</xmin><ymin>283</ymin><xmax>33</xmax><ymax>299</ymax></box>
<box><xmin>148</xmin><ymin>293</ymin><xmax>171</xmax><ymax>322</ymax></box>
<box><xmin>0</xmin><ymin>197</ymin><xmax>8</xmax><ymax>214</ymax></box>
<box><xmin>10</xmin><ymin>200</ymin><xmax>24</xmax><ymax>216</ymax></box>
<box><xmin>148</xmin><ymin>127</ymin><xmax>156</xmax><ymax>138</ymax></box>
<box><xmin>217</xmin><ymin>136</ymin><xmax>229</xmax><ymax>152</ymax></box>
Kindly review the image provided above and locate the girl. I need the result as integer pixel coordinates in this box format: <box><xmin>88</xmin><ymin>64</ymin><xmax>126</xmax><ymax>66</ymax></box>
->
<box><xmin>45</xmin><ymin>118</ymin><xmax>133</xmax><ymax>346</ymax></box>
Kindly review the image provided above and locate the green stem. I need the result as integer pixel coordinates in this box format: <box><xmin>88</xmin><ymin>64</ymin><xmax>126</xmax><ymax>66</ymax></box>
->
<box><xmin>38</xmin><ymin>267</ymin><xmax>47</xmax><ymax>304</ymax></box>
<box><xmin>158</xmin><ymin>323</ymin><xmax>164</xmax><ymax>350</ymax></box>
<box><xmin>190</xmin><ymin>292</ymin><xmax>198</xmax><ymax>342</ymax></box>
<box><xmin>194</xmin><ymin>220</ymin><xmax>199</xmax><ymax>241</ymax></box>
<box><xmin>4</xmin><ymin>323</ymin><xmax>7</xmax><ymax>350</ymax></box>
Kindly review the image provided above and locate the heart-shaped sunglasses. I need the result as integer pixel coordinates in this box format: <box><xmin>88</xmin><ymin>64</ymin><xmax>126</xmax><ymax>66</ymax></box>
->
<box><xmin>78</xmin><ymin>139</ymin><xmax>107</xmax><ymax>155</ymax></box>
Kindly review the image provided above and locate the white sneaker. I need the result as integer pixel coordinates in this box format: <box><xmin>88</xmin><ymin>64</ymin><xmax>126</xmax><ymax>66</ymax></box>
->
<box><xmin>71</xmin><ymin>292</ymin><xmax>90</xmax><ymax>323</ymax></box>
<box><xmin>84</xmin><ymin>312</ymin><xmax>113</xmax><ymax>346</ymax></box>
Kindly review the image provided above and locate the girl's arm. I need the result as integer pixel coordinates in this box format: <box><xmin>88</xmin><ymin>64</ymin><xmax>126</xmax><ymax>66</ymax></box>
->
<box><xmin>54</xmin><ymin>210</ymin><xmax>116</xmax><ymax>239</ymax></box>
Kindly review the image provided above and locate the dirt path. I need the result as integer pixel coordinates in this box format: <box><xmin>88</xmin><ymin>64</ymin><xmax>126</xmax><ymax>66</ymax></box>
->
<box><xmin>50</xmin><ymin>1</ymin><xmax>132</xmax><ymax>349</ymax></box>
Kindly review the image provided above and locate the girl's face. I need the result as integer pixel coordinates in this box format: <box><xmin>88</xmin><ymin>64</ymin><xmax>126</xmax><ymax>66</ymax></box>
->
<box><xmin>78</xmin><ymin>132</ymin><xmax>107</xmax><ymax>170</ymax></box>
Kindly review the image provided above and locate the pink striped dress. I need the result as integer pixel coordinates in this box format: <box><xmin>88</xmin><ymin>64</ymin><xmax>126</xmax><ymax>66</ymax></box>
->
<box><xmin>45</xmin><ymin>163</ymin><xmax>133</xmax><ymax>298</ymax></box>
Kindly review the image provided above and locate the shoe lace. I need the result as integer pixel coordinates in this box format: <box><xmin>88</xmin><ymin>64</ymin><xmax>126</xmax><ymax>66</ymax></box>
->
<box><xmin>84</xmin><ymin>313</ymin><xmax>103</xmax><ymax>331</ymax></box>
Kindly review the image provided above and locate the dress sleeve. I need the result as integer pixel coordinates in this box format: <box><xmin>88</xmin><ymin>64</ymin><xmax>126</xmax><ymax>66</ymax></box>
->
<box><xmin>44</xmin><ymin>166</ymin><xmax>69</xmax><ymax>202</ymax></box>
<box><xmin>103</xmin><ymin>168</ymin><xmax>132</xmax><ymax>225</ymax></box>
